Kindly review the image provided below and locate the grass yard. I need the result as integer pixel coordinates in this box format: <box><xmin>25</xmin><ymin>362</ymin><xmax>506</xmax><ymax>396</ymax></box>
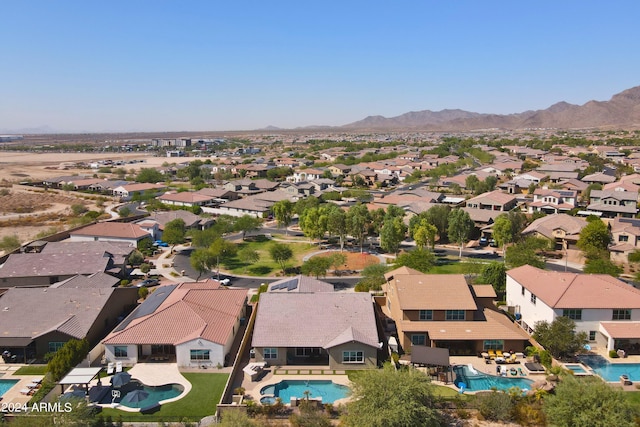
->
<box><xmin>222</xmin><ymin>236</ymin><xmax>316</xmax><ymax>276</ymax></box>
<box><xmin>98</xmin><ymin>372</ymin><xmax>228</xmax><ymax>422</ymax></box>
<box><xmin>623</xmin><ymin>391</ymin><xmax>640</xmax><ymax>406</ymax></box>
<box><xmin>14</xmin><ymin>365</ymin><xmax>48</xmax><ymax>375</ymax></box>
<box><xmin>428</xmin><ymin>257</ymin><xmax>489</xmax><ymax>275</ymax></box>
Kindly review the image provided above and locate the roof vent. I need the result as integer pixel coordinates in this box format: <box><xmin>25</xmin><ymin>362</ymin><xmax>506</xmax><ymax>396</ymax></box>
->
<box><xmin>2</xmin><ymin>307</ymin><xmax>8</xmax><ymax>311</ymax></box>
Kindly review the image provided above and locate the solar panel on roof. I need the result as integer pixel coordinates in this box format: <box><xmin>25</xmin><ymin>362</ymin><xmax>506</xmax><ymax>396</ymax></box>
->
<box><xmin>271</xmin><ymin>278</ymin><xmax>299</xmax><ymax>291</ymax></box>
<box><xmin>113</xmin><ymin>284</ymin><xmax>178</xmax><ymax>331</ymax></box>
<box><xmin>620</xmin><ymin>218</ymin><xmax>640</xmax><ymax>228</ymax></box>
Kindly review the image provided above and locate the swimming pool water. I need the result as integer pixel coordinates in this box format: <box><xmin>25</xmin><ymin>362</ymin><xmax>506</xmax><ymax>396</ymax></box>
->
<box><xmin>98</xmin><ymin>381</ymin><xmax>184</xmax><ymax>408</ymax></box>
<box><xmin>579</xmin><ymin>354</ymin><xmax>640</xmax><ymax>382</ymax></box>
<box><xmin>0</xmin><ymin>379</ymin><xmax>18</xmax><ymax>397</ymax></box>
<box><xmin>453</xmin><ymin>365</ymin><xmax>533</xmax><ymax>392</ymax></box>
<box><xmin>564</xmin><ymin>363</ymin><xmax>589</xmax><ymax>374</ymax></box>
<box><xmin>260</xmin><ymin>380</ymin><xmax>350</xmax><ymax>404</ymax></box>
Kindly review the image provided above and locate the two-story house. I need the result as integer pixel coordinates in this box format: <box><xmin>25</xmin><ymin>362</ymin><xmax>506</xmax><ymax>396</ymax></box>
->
<box><xmin>507</xmin><ymin>265</ymin><xmax>640</xmax><ymax>354</ymax></box>
<box><xmin>381</xmin><ymin>267</ymin><xmax>530</xmax><ymax>356</ymax></box>
<box><xmin>521</xmin><ymin>213</ymin><xmax>587</xmax><ymax>250</ymax></box>
<box><xmin>528</xmin><ymin>188</ymin><xmax>577</xmax><ymax>214</ymax></box>
<box><xmin>610</xmin><ymin>217</ymin><xmax>640</xmax><ymax>263</ymax></box>
<box><xmin>465</xmin><ymin>190</ymin><xmax>518</xmax><ymax>212</ymax></box>
<box><xmin>587</xmin><ymin>189</ymin><xmax>639</xmax><ymax>218</ymax></box>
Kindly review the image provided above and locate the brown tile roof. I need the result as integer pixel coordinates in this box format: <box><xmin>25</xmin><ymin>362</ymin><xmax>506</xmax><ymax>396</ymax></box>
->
<box><xmin>251</xmin><ymin>293</ymin><xmax>379</xmax><ymax>349</ymax></box>
<box><xmin>119</xmin><ymin>183</ymin><xmax>165</xmax><ymax>192</ymax></box>
<box><xmin>401</xmin><ymin>307</ymin><xmax>530</xmax><ymax>341</ymax></box>
<box><xmin>103</xmin><ymin>282</ymin><xmax>246</xmax><ymax>346</ymax></box>
<box><xmin>388</xmin><ymin>272</ymin><xmax>477</xmax><ymax>311</ymax></box>
<box><xmin>158</xmin><ymin>192</ymin><xmax>213</xmax><ymax>203</ymax></box>
<box><xmin>521</xmin><ymin>214</ymin><xmax>587</xmax><ymax>240</ymax></box>
<box><xmin>466</xmin><ymin>190</ymin><xmax>516</xmax><ymax>206</ymax></box>
<box><xmin>600</xmin><ymin>322</ymin><xmax>640</xmax><ymax>339</ymax></box>
<box><xmin>0</xmin><ymin>287</ymin><xmax>117</xmax><ymax>342</ymax></box>
<box><xmin>0</xmin><ymin>252</ymin><xmax>111</xmax><ymax>278</ymax></box>
<box><xmin>507</xmin><ymin>265</ymin><xmax>640</xmax><ymax>309</ymax></box>
<box><xmin>472</xmin><ymin>285</ymin><xmax>497</xmax><ymax>298</ymax></box>
<box><xmin>71</xmin><ymin>222</ymin><xmax>151</xmax><ymax>239</ymax></box>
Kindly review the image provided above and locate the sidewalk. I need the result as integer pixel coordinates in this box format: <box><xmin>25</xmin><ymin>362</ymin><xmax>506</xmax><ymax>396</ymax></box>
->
<box><xmin>151</xmin><ymin>244</ymin><xmax>195</xmax><ymax>282</ymax></box>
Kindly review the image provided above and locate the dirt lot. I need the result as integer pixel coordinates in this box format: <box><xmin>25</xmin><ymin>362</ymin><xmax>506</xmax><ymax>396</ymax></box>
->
<box><xmin>314</xmin><ymin>250</ymin><xmax>381</xmax><ymax>272</ymax></box>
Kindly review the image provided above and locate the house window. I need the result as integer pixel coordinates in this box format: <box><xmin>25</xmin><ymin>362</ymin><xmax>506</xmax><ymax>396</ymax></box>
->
<box><xmin>419</xmin><ymin>310</ymin><xmax>433</xmax><ymax>321</ymax></box>
<box><xmin>521</xmin><ymin>286</ymin><xmax>525</xmax><ymax>296</ymax></box>
<box><xmin>619</xmin><ymin>235</ymin><xmax>629</xmax><ymax>242</ymax></box>
<box><xmin>264</xmin><ymin>348</ymin><xmax>278</xmax><ymax>359</ymax></box>
<box><xmin>530</xmin><ymin>294</ymin><xmax>537</xmax><ymax>305</ymax></box>
<box><xmin>295</xmin><ymin>348</ymin><xmax>318</xmax><ymax>357</ymax></box>
<box><xmin>342</xmin><ymin>351</ymin><xmax>364</xmax><ymax>364</ymax></box>
<box><xmin>563</xmin><ymin>309</ymin><xmax>582</xmax><ymax>320</ymax></box>
<box><xmin>114</xmin><ymin>346</ymin><xmax>128</xmax><ymax>358</ymax></box>
<box><xmin>411</xmin><ymin>334</ymin><xmax>426</xmax><ymax>346</ymax></box>
<box><xmin>612</xmin><ymin>309</ymin><xmax>631</xmax><ymax>320</ymax></box>
<box><xmin>483</xmin><ymin>340</ymin><xmax>504</xmax><ymax>351</ymax></box>
<box><xmin>589</xmin><ymin>331</ymin><xmax>597</xmax><ymax>341</ymax></box>
<box><xmin>48</xmin><ymin>342</ymin><xmax>65</xmax><ymax>353</ymax></box>
<box><xmin>190</xmin><ymin>349</ymin><xmax>210</xmax><ymax>361</ymax></box>
<box><xmin>445</xmin><ymin>310</ymin><xmax>465</xmax><ymax>320</ymax></box>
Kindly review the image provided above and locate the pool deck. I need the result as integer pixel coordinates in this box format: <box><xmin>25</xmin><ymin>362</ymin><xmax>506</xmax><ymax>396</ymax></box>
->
<box><xmin>240</xmin><ymin>365</ymin><xmax>351</xmax><ymax>405</ymax></box>
<box><xmin>0</xmin><ymin>364</ymin><xmax>45</xmax><ymax>407</ymax></box>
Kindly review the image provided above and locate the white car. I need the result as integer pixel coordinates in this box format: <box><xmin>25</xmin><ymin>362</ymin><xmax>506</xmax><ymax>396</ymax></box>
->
<box><xmin>218</xmin><ymin>278</ymin><xmax>231</xmax><ymax>286</ymax></box>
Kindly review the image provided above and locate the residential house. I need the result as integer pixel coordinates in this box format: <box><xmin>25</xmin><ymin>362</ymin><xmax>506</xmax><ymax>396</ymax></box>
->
<box><xmin>587</xmin><ymin>189</ymin><xmax>639</xmax><ymax>218</ymax></box>
<box><xmin>582</xmin><ymin>172</ymin><xmax>617</xmax><ymax>185</ymax></box>
<box><xmin>610</xmin><ymin>217</ymin><xmax>640</xmax><ymax>263</ymax></box>
<box><xmin>328</xmin><ymin>164</ymin><xmax>351</xmax><ymax>177</ymax></box>
<box><xmin>288</xmin><ymin>168</ymin><xmax>326</xmax><ymax>183</ymax></box>
<box><xmin>267</xmin><ymin>275</ymin><xmax>334</xmax><ymax>293</ymax></box>
<box><xmin>521</xmin><ymin>213</ymin><xmax>587</xmax><ymax>250</ymax></box>
<box><xmin>196</xmin><ymin>187</ymin><xmax>239</xmax><ymax>202</ymax></box>
<box><xmin>112</xmin><ymin>183</ymin><xmax>166</xmax><ymax>201</ymax></box>
<box><xmin>157</xmin><ymin>191</ymin><xmax>215</xmax><ymax>207</ymax></box>
<box><xmin>465</xmin><ymin>190</ymin><xmax>518</xmax><ymax>212</ymax></box>
<box><xmin>0</xmin><ymin>286</ymin><xmax>138</xmax><ymax>360</ymax></box>
<box><xmin>252</xmin><ymin>292</ymin><xmax>379</xmax><ymax>369</ymax></box>
<box><xmin>69</xmin><ymin>222</ymin><xmax>152</xmax><ymax>246</ymax></box>
<box><xmin>528</xmin><ymin>188</ymin><xmax>577</xmax><ymax>214</ymax></box>
<box><xmin>381</xmin><ymin>267</ymin><xmax>530</xmax><ymax>355</ymax></box>
<box><xmin>103</xmin><ymin>281</ymin><xmax>247</xmax><ymax>367</ymax></box>
<box><xmin>213</xmin><ymin>191</ymin><xmax>293</xmax><ymax>218</ymax></box>
<box><xmin>507</xmin><ymin>265</ymin><xmax>640</xmax><ymax>353</ymax></box>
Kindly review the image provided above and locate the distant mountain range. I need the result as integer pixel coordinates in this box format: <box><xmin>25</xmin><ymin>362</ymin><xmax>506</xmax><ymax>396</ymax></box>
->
<box><xmin>340</xmin><ymin>86</ymin><xmax>640</xmax><ymax>131</ymax></box>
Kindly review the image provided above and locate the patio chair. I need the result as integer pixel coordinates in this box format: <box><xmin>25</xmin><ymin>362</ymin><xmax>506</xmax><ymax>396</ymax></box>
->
<box><xmin>115</xmin><ymin>361</ymin><xmax>123</xmax><ymax>373</ymax></box>
<box><xmin>496</xmin><ymin>350</ymin><xmax>504</xmax><ymax>358</ymax></box>
<box><xmin>487</xmin><ymin>350</ymin><xmax>496</xmax><ymax>359</ymax></box>
<box><xmin>106</xmin><ymin>362</ymin><xmax>115</xmax><ymax>375</ymax></box>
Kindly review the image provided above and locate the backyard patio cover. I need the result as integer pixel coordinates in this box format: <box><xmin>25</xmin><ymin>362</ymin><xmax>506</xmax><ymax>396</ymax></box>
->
<box><xmin>410</xmin><ymin>346</ymin><xmax>450</xmax><ymax>366</ymax></box>
<box><xmin>58</xmin><ymin>367</ymin><xmax>102</xmax><ymax>387</ymax></box>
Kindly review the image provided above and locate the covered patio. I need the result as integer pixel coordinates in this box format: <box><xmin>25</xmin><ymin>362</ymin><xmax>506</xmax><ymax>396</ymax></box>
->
<box><xmin>58</xmin><ymin>367</ymin><xmax>103</xmax><ymax>394</ymax></box>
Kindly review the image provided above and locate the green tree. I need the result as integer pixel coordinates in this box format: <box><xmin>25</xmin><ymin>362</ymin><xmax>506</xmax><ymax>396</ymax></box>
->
<box><xmin>347</xmin><ymin>203</ymin><xmax>371</xmax><ymax>253</ymax></box>
<box><xmin>299</xmin><ymin>206</ymin><xmax>327</xmax><ymax>242</ymax></box>
<box><xmin>413</xmin><ymin>220</ymin><xmax>437</xmax><ymax>249</ymax></box>
<box><xmin>492</xmin><ymin>214</ymin><xmax>513</xmax><ymax>262</ymax></box>
<box><xmin>46</xmin><ymin>338</ymin><xmax>90</xmax><ymax>382</ymax></box>
<box><xmin>138</xmin><ymin>286</ymin><xmax>149</xmax><ymax>300</ymax></box>
<box><xmin>118</xmin><ymin>206</ymin><xmax>131</xmax><ymax>217</ymax></box>
<box><xmin>577</xmin><ymin>218</ymin><xmax>611</xmax><ymax>259</ymax></box>
<box><xmin>380</xmin><ymin>216</ymin><xmax>407</xmax><ymax>256</ymax></box>
<box><xmin>476</xmin><ymin>390</ymin><xmax>516</xmax><ymax>422</ymax></box>
<box><xmin>354</xmin><ymin>263</ymin><xmax>389</xmax><ymax>292</ymax></box>
<box><xmin>139</xmin><ymin>262</ymin><xmax>152</xmax><ymax>276</ymax></box>
<box><xmin>465</xmin><ymin>174</ymin><xmax>480</xmax><ymax>193</ymax></box>
<box><xmin>543</xmin><ymin>375</ymin><xmax>636</xmax><ymax>427</ymax></box>
<box><xmin>190</xmin><ymin>247</ymin><xmax>216</xmax><ymax>280</ymax></box>
<box><xmin>162</xmin><ymin>218</ymin><xmax>187</xmax><ymax>251</ymax></box>
<box><xmin>137</xmin><ymin>237</ymin><xmax>154</xmax><ymax>256</ymax></box>
<box><xmin>533</xmin><ymin>316</ymin><xmax>588</xmax><ymax>360</ymax></box>
<box><xmin>127</xmin><ymin>250</ymin><xmax>144</xmax><ymax>267</ymax></box>
<box><xmin>237</xmin><ymin>247</ymin><xmax>260</xmax><ymax>273</ymax></box>
<box><xmin>301</xmin><ymin>256</ymin><xmax>332</xmax><ymax>278</ymax></box>
<box><xmin>135</xmin><ymin>168</ymin><xmax>164</xmax><ymax>183</ymax></box>
<box><xmin>329</xmin><ymin>252</ymin><xmax>347</xmax><ymax>273</ymax></box>
<box><xmin>0</xmin><ymin>235</ymin><xmax>21</xmax><ymax>253</ymax></box>
<box><xmin>70</xmin><ymin>203</ymin><xmax>88</xmax><ymax>216</ymax></box>
<box><xmin>326</xmin><ymin>205</ymin><xmax>348</xmax><ymax>251</ymax></box>
<box><xmin>395</xmin><ymin>248</ymin><xmax>436</xmax><ymax>273</ymax></box>
<box><xmin>270</xmin><ymin>243</ymin><xmax>293</xmax><ymax>274</ymax></box>
<box><xmin>505</xmin><ymin>236</ymin><xmax>550</xmax><ymax>269</ymax></box>
<box><xmin>294</xmin><ymin>195</ymin><xmax>320</xmax><ymax>216</ymax></box>
<box><xmin>342</xmin><ymin>364</ymin><xmax>442</xmax><ymax>427</ymax></box>
<box><xmin>233</xmin><ymin>214</ymin><xmax>262</xmax><ymax>241</ymax></box>
<box><xmin>447</xmin><ymin>208</ymin><xmax>474</xmax><ymax>258</ymax></box>
<box><xmin>583</xmin><ymin>258</ymin><xmax>623</xmax><ymax>276</ymax></box>
<box><xmin>210</xmin><ymin>238</ymin><xmax>238</xmax><ymax>279</ymax></box>
<box><xmin>272</xmin><ymin>200</ymin><xmax>294</xmax><ymax>234</ymax></box>
<box><xmin>476</xmin><ymin>262</ymin><xmax>507</xmax><ymax>298</ymax></box>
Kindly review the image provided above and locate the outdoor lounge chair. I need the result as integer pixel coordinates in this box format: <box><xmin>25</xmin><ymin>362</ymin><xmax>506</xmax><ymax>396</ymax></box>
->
<box><xmin>488</xmin><ymin>350</ymin><xmax>496</xmax><ymax>359</ymax></box>
<box><xmin>496</xmin><ymin>350</ymin><xmax>504</xmax><ymax>358</ymax></box>
<box><xmin>115</xmin><ymin>361</ymin><xmax>123</xmax><ymax>373</ymax></box>
<box><xmin>106</xmin><ymin>362</ymin><xmax>115</xmax><ymax>375</ymax></box>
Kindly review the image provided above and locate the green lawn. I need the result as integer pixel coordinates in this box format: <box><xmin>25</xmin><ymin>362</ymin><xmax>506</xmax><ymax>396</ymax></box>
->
<box><xmin>428</xmin><ymin>257</ymin><xmax>490</xmax><ymax>275</ymax></box>
<box><xmin>98</xmin><ymin>372</ymin><xmax>228</xmax><ymax>422</ymax></box>
<box><xmin>222</xmin><ymin>236</ymin><xmax>317</xmax><ymax>277</ymax></box>
<box><xmin>14</xmin><ymin>365</ymin><xmax>48</xmax><ymax>375</ymax></box>
<box><xmin>623</xmin><ymin>391</ymin><xmax>640</xmax><ymax>407</ymax></box>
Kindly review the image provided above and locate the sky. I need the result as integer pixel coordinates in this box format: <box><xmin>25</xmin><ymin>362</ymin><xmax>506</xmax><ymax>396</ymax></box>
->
<box><xmin>1</xmin><ymin>1</ymin><xmax>640</xmax><ymax>133</ymax></box>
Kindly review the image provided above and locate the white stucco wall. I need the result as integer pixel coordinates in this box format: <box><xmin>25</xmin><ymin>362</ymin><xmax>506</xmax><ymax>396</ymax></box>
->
<box><xmin>506</xmin><ymin>275</ymin><xmax>556</xmax><ymax>332</ymax></box>
<box><xmin>105</xmin><ymin>344</ymin><xmax>138</xmax><ymax>366</ymax></box>
<box><xmin>176</xmin><ymin>339</ymin><xmax>224</xmax><ymax>368</ymax></box>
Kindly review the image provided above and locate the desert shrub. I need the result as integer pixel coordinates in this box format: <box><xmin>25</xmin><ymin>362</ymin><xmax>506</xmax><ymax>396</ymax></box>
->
<box><xmin>476</xmin><ymin>391</ymin><xmax>515</xmax><ymax>422</ymax></box>
<box><xmin>610</xmin><ymin>349</ymin><xmax>619</xmax><ymax>358</ymax></box>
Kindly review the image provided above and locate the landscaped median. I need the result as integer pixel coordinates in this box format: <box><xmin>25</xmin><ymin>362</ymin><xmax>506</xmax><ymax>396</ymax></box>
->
<box><xmin>98</xmin><ymin>372</ymin><xmax>228</xmax><ymax>422</ymax></box>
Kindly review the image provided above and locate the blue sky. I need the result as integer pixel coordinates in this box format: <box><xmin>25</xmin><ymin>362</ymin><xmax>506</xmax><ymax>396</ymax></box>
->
<box><xmin>1</xmin><ymin>1</ymin><xmax>639</xmax><ymax>132</ymax></box>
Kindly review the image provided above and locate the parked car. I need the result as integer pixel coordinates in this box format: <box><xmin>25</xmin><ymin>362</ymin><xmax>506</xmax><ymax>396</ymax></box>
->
<box><xmin>153</xmin><ymin>240</ymin><xmax>169</xmax><ymax>247</ymax></box>
<box><xmin>479</xmin><ymin>237</ymin><xmax>488</xmax><ymax>246</ymax></box>
<box><xmin>138</xmin><ymin>278</ymin><xmax>159</xmax><ymax>287</ymax></box>
<box><xmin>212</xmin><ymin>276</ymin><xmax>231</xmax><ymax>286</ymax></box>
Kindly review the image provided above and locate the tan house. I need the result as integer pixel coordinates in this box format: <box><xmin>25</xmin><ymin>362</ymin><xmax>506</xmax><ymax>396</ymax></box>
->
<box><xmin>610</xmin><ymin>217</ymin><xmax>640</xmax><ymax>263</ymax></box>
<box><xmin>381</xmin><ymin>267</ymin><xmax>530</xmax><ymax>356</ymax></box>
<box><xmin>251</xmin><ymin>291</ymin><xmax>379</xmax><ymax>370</ymax></box>
<box><xmin>521</xmin><ymin>213</ymin><xmax>587</xmax><ymax>250</ymax></box>
<box><xmin>465</xmin><ymin>190</ymin><xmax>518</xmax><ymax>212</ymax></box>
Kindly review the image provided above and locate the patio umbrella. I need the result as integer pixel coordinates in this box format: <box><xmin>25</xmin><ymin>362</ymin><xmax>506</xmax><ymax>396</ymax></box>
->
<box><xmin>110</xmin><ymin>372</ymin><xmax>132</xmax><ymax>388</ymax></box>
<box><xmin>60</xmin><ymin>389</ymin><xmax>86</xmax><ymax>400</ymax></box>
<box><xmin>121</xmin><ymin>389</ymin><xmax>149</xmax><ymax>404</ymax></box>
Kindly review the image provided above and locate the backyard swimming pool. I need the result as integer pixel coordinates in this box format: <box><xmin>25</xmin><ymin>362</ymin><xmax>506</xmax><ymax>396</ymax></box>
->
<box><xmin>579</xmin><ymin>354</ymin><xmax>640</xmax><ymax>382</ymax></box>
<box><xmin>260</xmin><ymin>380</ymin><xmax>350</xmax><ymax>404</ymax></box>
<box><xmin>0</xmin><ymin>379</ymin><xmax>18</xmax><ymax>397</ymax></box>
<box><xmin>98</xmin><ymin>381</ymin><xmax>184</xmax><ymax>408</ymax></box>
<box><xmin>563</xmin><ymin>363</ymin><xmax>590</xmax><ymax>375</ymax></box>
<box><xmin>453</xmin><ymin>365</ymin><xmax>533</xmax><ymax>392</ymax></box>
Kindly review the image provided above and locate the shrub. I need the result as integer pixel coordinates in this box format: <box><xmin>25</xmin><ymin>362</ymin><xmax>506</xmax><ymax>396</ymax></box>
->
<box><xmin>609</xmin><ymin>349</ymin><xmax>619</xmax><ymax>358</ymax></box>
<box><xmin>539</xmin><ymin>350</ymin><xmax>552</xmax><ymax>367</ymax></box>
<box><xmin>120</xmin><ymin>279</ymin><xmax>130</xmax><ymax>287</ymax></box>
<box><xmin>476</xmin><ymin>391</ymin><xmax>515</xmax><ymax>422</ymax></box>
